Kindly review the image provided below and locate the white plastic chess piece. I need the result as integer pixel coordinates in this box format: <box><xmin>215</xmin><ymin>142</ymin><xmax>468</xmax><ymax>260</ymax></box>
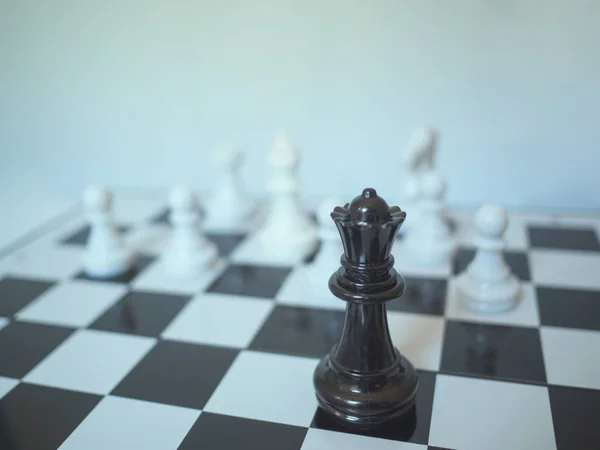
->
<box><xmin>308</xmin><ymin>196</ymin><xmax>345</xmax><ymax>287</ymax></box>
<box><xmin>401</xmin><ymin>127</ymin><xmax>438</xmax><ymax>235</ymax></box>
<box><xmin>256</xmin><ymin>132</ymin><xmax>318</xmax><ymax>259</ymax></box>
<box><xmin>83</xmin><ymin>185</ymin><xmax>134</xmax><ymax>278</ymax></box>
<box><xmin>456</xmin><ymin>204</ymin><xmax>520</xmax><ymax>313</ymax></box>
<box><xmin>404</xmin><ymin>170</ymin><xmax>455</xmax><ymax>265</ymax></box>
<box><xmin>204</xmin><ymin>146</ymin><xmax>256</xmax><ymax>229</ymax></box>
<box><xmin>162</xmin><ymin>186</ymin><xmax>219</xmax><ymax>277</ymax></box>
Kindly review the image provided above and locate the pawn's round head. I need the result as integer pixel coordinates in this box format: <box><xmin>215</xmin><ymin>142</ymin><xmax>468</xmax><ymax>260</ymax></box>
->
<box><xmin>475</xmin><ymin>204</ymin><xmax>508</xmax><ymax>238</ymax></box>
<box><xmin>169</xmin><ymin>186</ymin><xmax>197</xmax><ymax>211</ymax></box>
<box><xmin>317</xmin><ymin>196</ymin><xmax>345</xmax><ymax>228</ymax></box>
<box><xmin>420</xmin><ymin>171</ymin><xmax>446</xmax><ymax>200</ymax></box>
<box><xmin>83</xmin><ymin>185</ymin><xmax>112</xmax><ymax>212</ymax></box>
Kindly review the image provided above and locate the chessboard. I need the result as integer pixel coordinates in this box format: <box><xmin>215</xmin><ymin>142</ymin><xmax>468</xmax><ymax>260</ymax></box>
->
<box><xmin>0</xmin><ymin>191</ymin><xmax>598</xmax><ymax>450</ymax></box>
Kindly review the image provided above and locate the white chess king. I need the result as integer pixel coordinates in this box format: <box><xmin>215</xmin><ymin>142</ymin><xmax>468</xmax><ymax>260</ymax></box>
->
<box><xmin>456</xmin><ymin>204</ymin><xmax>521</xmax><ymax>313</ymax></box>
<box><xmin>82</xmin><ymin>185</ymin><xmax>134</xmax><ymax>278</ymax></box>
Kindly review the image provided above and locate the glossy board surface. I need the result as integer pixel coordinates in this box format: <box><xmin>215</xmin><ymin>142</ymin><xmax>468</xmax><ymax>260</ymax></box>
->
<box><xmin>0</xmin><ymin>193</ymin><xmax>599</xmax><ymax>449</ymax></box>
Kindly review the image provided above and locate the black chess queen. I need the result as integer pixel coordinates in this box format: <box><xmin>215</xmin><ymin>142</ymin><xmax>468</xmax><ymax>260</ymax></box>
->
<box><xmin>313</xmin><ymin>188</ymin><xmax>418</xmax><ymax>428</ymax></box>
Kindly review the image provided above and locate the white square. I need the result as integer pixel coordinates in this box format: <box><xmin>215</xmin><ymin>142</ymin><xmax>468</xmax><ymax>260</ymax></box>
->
<box><xmin>276</xmin><ymin>266</ymin><xmax>345</xmax><ymax>311</ymax></box>
<box><xmin>445</xmin><ymin>280</ymin><xmax>540</xmax><ymax>327</ymax></box>
<box><xmin>59</xmin><ymin>395</ymin><xmax>199</xmax><ymax>450</ymax></box>
<box><xmin>204</xmin><ymin>350</ymin><xmax>318</xmax><ymax>427</ymax></box>
<box><xmin>387</xmin><ymin>311</ymin><xmax>445</xmax><ymax>371</ymax></box>
<box><xmin>0</xmin><ymin>376</ymin><xmax>19</xmax><ymax>399</ymax></box>
<box><xmin>429</xmin><ymin>375</ymin><xmax>556</xmax><ymax>450</ymax></box>
<box><xmin>0</xmin><ymin>317</ymin><xmax>8</xmax><ymax>331</ymax></box>
<box><xmin>230</xmin><ymin>233</ymin><xmax>314</xmax><ymax>267</ymax></box>
<box><xmin>3</xmin><ymin>244</ymin><xmax>83</xmax><ymax>281</ymax></box>
<box><xmin>301</xmin><ymin>428</ymin><xmax>426</xmax><ymax>450</ymax></box>
<box><xmin>541</xmin><ymin>326</ymin><xmax>600</xmax><ymax>390</ymax></box>
<box><xmin>530</xmin><ymin>249</ymin><xmax>600</xmax><ymax>290</ymax></box>
<box><xmin>131</xmin><ymin>258</ymin><xmax>227</xmax><ymax>295</ymax></box>
<box><xmin>16</xmin><ymin>280</ymin><xmax>127</xmax><ymax>327</ymax></box>
<box><xmin>24</xmin><ymin>329</ymin><xmax>156</xmax><ymax>395</ymax></box>
<box><xmin>162</xmin><ymin>293</ymin><xmax>274</xmax><ymax>348</ymax></box>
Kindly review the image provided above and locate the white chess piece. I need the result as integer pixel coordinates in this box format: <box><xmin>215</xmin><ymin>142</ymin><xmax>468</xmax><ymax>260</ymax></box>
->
<box><xmin>256</xmin><ymin>132</ymin><xmax>318</xmax><ymax>259</ymax></box>
<box><xmin>204</xmin><ymin>146</ymin><xmax>256</xmax><ymax>229</ymax></box>
<box><xmin>83</xmin><ymin>185</ymin><xmax>134</xmax><ymax>278</ymax></box>
<box><xmin>162</xmin><ymin>186</ymin><xmax>219</xmax><ymax>277</ymax></box>
<box><xmin>401</xmin><ymin>127</ymin><xmax>438</xmax><ymax>235</ymax></box>
<box><xmin>404</xmin><ymin>170</ymin><xmax>455</xmax><ymax>265</ymax></box>
<box><xmin>308</xmin><ymin>196</ymin><xmax>345</xmax><ymax>287</ymax></box>
<box><xmin>457</xmin><ymin>204</ymin><xmax>520</xmax><ymax>313</ymax></box>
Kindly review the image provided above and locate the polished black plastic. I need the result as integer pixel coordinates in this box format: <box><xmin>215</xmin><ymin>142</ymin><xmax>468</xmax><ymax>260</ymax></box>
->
<box><xmin>313</xmin><ymin>188</ymin><xmax>419</xmax><ymax>429</ymax></box>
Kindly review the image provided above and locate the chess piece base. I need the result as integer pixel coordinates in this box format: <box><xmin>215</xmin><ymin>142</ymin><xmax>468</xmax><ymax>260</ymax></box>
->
<box><xmin>457</xmin><ymin>272</ymin><xmax>521</xmax><ymax>313</ymax></box>
<box><xmin>313</xmin><ymin>350</ymin><xmax>418</xmax><ymax>429</ymax></box>
<box><xmin>83</xmin><ymin>250</ymin><xmax>133</xmax><ymax>279</ymax></box>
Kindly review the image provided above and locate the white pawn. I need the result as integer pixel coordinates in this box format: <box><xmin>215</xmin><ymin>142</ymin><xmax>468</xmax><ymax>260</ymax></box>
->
<box><xmin>307</xmin><ymin>196</ymin><xmax>345</xmax><ymax>287</ymax></box>
<box><xmin>256</xmin><ymin>132</ymin><xmax>318</xmax><ymax>259</ymax></box>
<box><xmin>162</xmin><ymin>187</ymin><xmax>219</xmax><ymax>277</ymax></box>
<box><xmin>457</xmin><ymin>205</ymin><xmax>520</xmax><ymax>313</ymax></box>
<box><xmin>83</xmin><ymin>185</ymin><xmax>134</xmax><ymax>278</ymax></box>
<box><xmin>404</xmin><ymin>170</ymin><xmax>455</xmax><ymax>265</ymax></box>
<box><xmin>204</xmin><ymin>146</ymin><xmax>256</xmax><ymax>229</ymax></box>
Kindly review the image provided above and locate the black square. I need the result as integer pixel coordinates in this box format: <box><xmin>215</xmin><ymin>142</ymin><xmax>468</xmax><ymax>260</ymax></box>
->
<box><xmin>549</xmin><ymin>385</ymin><xmax>600</xmax><ymax>450</ymax></box>
<box><xmin>0</xmin><ymin>322</ymin><xmax>73</xmax><ymax>378</ymax></box>
<box><xmin>311</xmin><ymin>370</ymin><xmax>436</xmax><ymax>445</ymax></box>
<box><xmin>452</xmin><ymin>248</ymin><xmax>530</xmax><ymax>281</ymax></box>
<box><xmin>150</xmin><ymin>205</ymin><xmax>205</xmax><ymax>225</ymax></box>
<box><xmin>0</xmin><ymin>383</ymin><xmax>101</xmax><ymax>450</ymax></box>
<box><xmin>206</xmin><ymin>232</ymin><xmax>247</xmax><ymax>257</ymax></box>
<box><xmin>112</xmin><ymin>340</ymin><xmax>238</xmax><ymax>409</ymax></box>
<box><xmin>179</xmin><ymin>412</ymin><xmax>308</xmax><ymax>450</ymax></box>
<box><xmin>75</xmin><ymin>254</ymin><xmax>155</xmax><ymax>284</ymax></box>
<box><xmin>537</xmin><ymin>286</ymin><xmax>600</xmax><ymax>331</ymax></box>
<box><xmin>207</xmin><ymin>264</ymin><xmax>292</xmax><ymax>299</ymax></box>
<box><xmin>528</xmin><ymin>225</ymin><xmax>600</xmax><ymax>251</ymax></box>
<box><xmin>440</xmin><ymin>320</ymin><xmax>546</xmax><ymax>384</ymax></box>
<box><xmin>61</xmin><ymin>224</ymin><xmax>130</xmax><ymax>245</ymax></box>
<box><xmin>250</xmin><ymin>305</ymin><xmax>344</xmax><ymax>358</ymax></box>
<box><xmin>0</xmin><ymin>276</ymin><xmax>55</xmax><ymax>316</ymax></box>
<box><xmin>388</xmin><ymin>277</ymin><xmax>447</xmax><ymax>316</ymax></box>
<box><xmin>89</xmin><ymin>290</ymin><xmax>190</xmax><ymax>337</ymax></box>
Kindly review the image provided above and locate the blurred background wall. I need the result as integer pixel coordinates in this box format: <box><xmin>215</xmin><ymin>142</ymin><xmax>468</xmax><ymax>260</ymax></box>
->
<box><xmin>1</xmin><ymin>0</ymin><xmax>599</xmax><ymax>246</ymax></box>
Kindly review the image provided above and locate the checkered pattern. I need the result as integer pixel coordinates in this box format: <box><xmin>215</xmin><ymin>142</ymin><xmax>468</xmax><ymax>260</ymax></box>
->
<box><xmin>0</xmin><ymin>193</ymin><xmax>599</xmax><ymax>450</ymax></box>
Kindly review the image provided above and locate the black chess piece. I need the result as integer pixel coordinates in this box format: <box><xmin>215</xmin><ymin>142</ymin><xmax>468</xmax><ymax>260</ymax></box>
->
<box><xmin>313</xmin><ymin>188</ymin><xmax>418</xmax><ymax>429</ymax></box>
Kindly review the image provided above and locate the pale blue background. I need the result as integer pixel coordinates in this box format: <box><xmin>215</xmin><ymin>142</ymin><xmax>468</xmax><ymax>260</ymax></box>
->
<box><xmin>1</xmin><ymin>0</ymin><xmax>599</xmax><ymax>247</ymax></box>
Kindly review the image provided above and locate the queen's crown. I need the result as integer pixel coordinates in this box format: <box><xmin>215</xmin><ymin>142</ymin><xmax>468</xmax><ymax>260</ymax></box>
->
<box><xmin>331</xmin><ymin>188</ymin><xmax>406</xmax><ymax>265</ymax></box>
